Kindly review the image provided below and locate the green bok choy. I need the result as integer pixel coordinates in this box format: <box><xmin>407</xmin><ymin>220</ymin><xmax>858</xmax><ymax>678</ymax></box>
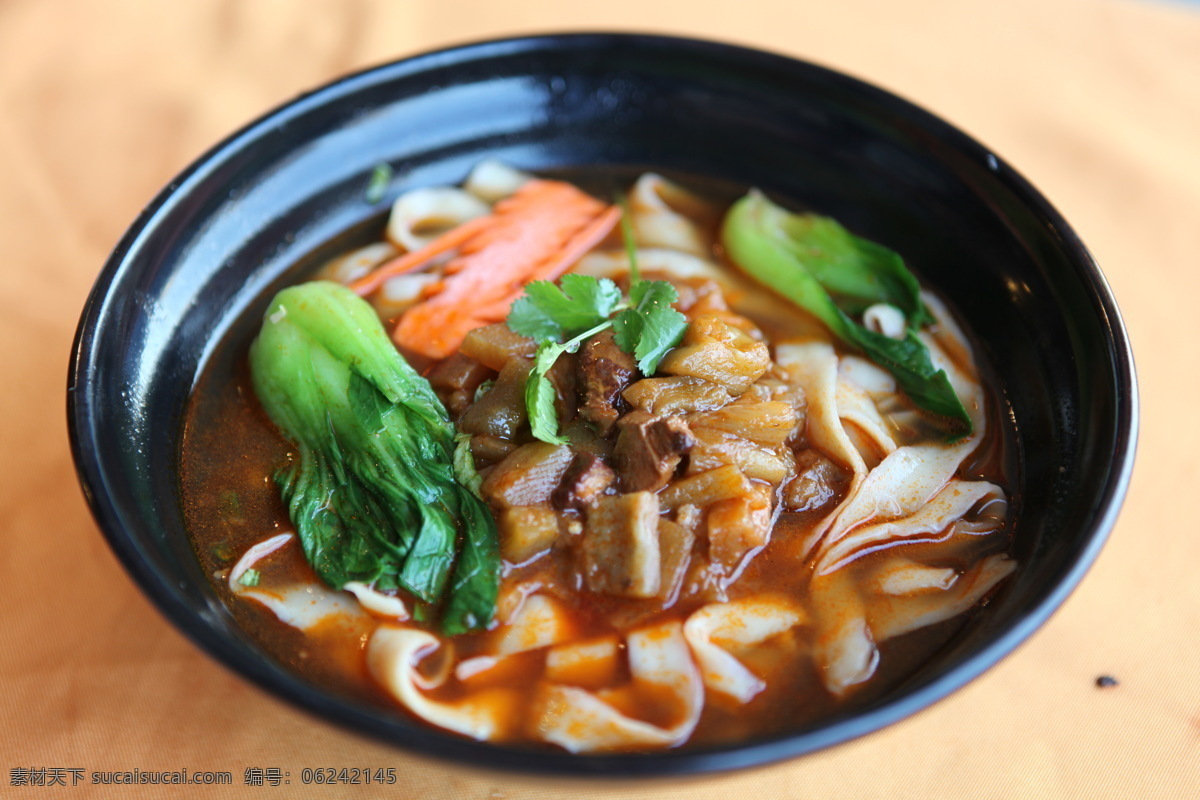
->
<box><xmin>249</xmin><ymin>281</ymin><xmax>499</xmax><ymax>634</ymax></box>
<box><xmin>721</xmin><ymin>191</ymin><xmax>972</xmax><ymax>432</ymax></box>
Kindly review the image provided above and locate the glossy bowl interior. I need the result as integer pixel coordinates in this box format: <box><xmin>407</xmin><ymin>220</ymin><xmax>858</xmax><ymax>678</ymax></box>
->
<box><xmin>68</xmin><ymin>33</ymin><xmax>1136</xmax><ymax>775</ymax></box>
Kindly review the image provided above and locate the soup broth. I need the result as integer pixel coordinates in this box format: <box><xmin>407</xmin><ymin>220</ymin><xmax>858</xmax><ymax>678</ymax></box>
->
<box><xmin>181</xmin><ymin>164</ymin><xmax>1017</xmax><ymax>752</ymax></box>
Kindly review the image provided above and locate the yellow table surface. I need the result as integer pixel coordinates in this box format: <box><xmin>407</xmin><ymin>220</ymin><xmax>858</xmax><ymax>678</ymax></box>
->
<box><xmin>3</xmin><ymin>0</ymin><xmax>1197</xmax><ymax>797</ymax></box>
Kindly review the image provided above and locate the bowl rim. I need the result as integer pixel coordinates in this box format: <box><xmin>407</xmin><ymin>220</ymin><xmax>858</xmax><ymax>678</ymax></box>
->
<box><xmin>68</xmin><ymin>31</ymin><xmax>1138</xmax><ymax>777</ymax></box>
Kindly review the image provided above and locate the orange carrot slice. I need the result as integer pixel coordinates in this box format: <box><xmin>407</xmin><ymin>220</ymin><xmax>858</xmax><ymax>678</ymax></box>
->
<box><xmin>349</xmin><ymin>215</ymin><xmax>491</xmax><ymax>297</ymax></box>
<box><xmin>381</xmin><ymin>180</ymin><xmax>619</xmax><ymax>359</ymax></box>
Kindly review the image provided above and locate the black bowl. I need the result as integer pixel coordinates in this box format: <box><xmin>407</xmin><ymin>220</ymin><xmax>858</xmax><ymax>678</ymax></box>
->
<box><xmin>68</xmin><ymin>33</ymin><xmax>1136</xmax><ymax>775</ymax></box>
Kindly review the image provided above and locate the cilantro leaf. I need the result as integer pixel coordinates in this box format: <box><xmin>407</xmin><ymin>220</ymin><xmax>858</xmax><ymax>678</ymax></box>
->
<box><xmin>611</xmin><ymin>307</ymin><xmax>642</xmax><ymax>354</ymax></box>
<box><xmin>525</xmin><ymin>370</ymin><xmax>567</xmax><ymax>445</ymax></box>
<box><xmin>615</xmin><ymin>280</ymin><xmax>685</xmax><ymax>374</ymax></box>
<box><xmin>633</xmin><ymin>305</ymin><xmax>688</xmax><ymax>375</ymax></box>
<box><xmin>505</xmin><ymin>230</ymin><xmax>693</xmax><ymax>443</ymax></box>
<box><xmin>630</xmin><ymin>279</ymin><xmax>678</xmax><ymax>311</ymax></box>
<box><xmin>522</xmin><ymin>320</ymin><xmax>610</xmax><ymax>444</ymax></box>
<box><xmin>507</xmin><ymin>276</ymin><xmax>621</xmax><ymax>343</ymax></box>
<box><xmin>525</xmin><ymin>341</ymin><xmax>572</xmax><ymax>445</ymax></box>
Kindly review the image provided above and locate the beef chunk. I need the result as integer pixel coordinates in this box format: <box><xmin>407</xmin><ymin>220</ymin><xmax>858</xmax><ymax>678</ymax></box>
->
<box><xmin>551</xmin><ymin>452</ymin><xmax>616</xmax><ymax>510</ymax></box>
<box><xmin>783</xmin><ymin>449</ymin><xmax>849</xmax><ymax>512</ymax></box>
<box><xmin>577</xmin><ymin>329</ymin><xmax>637</xmax><ymax>436</ymax></box>
<box><xmin>614</xmin><ymin>411</ymin><xmax>696</xmax><ymax>493</ymax></box>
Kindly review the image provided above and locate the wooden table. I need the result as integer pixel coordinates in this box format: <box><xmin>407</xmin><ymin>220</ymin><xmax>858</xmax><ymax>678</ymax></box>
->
<box><xmin>3</xmin><ymin>0</ymin><xmax>1197</xmax><ymax>796</ymax></box>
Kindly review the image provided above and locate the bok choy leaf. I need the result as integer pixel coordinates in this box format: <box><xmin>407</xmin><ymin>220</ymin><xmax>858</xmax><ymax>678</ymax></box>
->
<box><xmin>721</xmin><ymin>191</ymin><xmax>971</xmax><ymax>432</ymax></box>
<box><xmin>249</xmin><ymin>281</ymin><xmax>499</xmax><ymax>634</ymax></box>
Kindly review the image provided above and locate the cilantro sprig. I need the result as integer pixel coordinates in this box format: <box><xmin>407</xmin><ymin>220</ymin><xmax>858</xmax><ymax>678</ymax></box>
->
<box><xmin>507</xmin><ymin>272</ymin><xmax>688</xmax><ymax>444</ymax></box>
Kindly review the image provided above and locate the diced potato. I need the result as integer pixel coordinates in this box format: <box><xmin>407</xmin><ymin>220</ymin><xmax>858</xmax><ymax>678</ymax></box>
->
<box><xmin>581</xmin><ymin>492</ymin><xmax>662</xmax><ymax>598</ymax></box>
<box><xmin>658</xmin><ymin>314</ymin><xmax>770</xmax><ymax>395</ymax></box>
<box><xmin>499</xmin><ymin>506</ymin><xmax>560</xmax><ymax>564</ymax></box>
<box><xmin>544</xmin><ymin>635</ymin><xmax>621</xmax><ymax>689</ymax></box>
<box><xmin>658</xmin><ymin>519</ymin><xmax>695</xmax><ymax>602</ymax></box>
<box><xmin>481</xmin><ymin>442</ymin><xmax>574</xmax><ymax>508</ymax></box>
<box><xmin>687</xmin><ymin>428</ymin><xmax>793</xmax><ymax>485</ymax></box>
<box><xmin>687</xmin><ymin>401</ymin><xmax>799</xmax><ymax>448</ymax></box>
<box><xmin>459</xmin><ymin>323</ymin><xmax>537</xmax><ymax>371</ymax></box>
<box><xmin>622</xmin><ymin>375</ymin><xmax>732</xmax><ymax>416</ymax></box>
<box><xmin>707</xmin><ymin>483</ymin><xmax>773</xmax><ymax>571</ymax></box>
<box><xmin>658</xmin><ymin>464</ymin><xmax>752</xmax><ymax>510</ymax></box>
<box><xmin>492</xmin><ymin>594</ymin><xmax>577</xmax><ymax>656</ymax></box>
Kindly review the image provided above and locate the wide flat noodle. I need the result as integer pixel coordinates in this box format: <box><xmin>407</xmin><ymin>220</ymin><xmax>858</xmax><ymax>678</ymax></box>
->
<box><xmin>920</xmin><ymin>290</ymin><xmax>975</xmax><ymax>376</ymax></box>
<box><xmin>838</xmin><ymin>355</ymin><xmax>896</xmax><ymax>398</ymax></box>
<box><xmin>810</xmin><ymin>569</ymin><xmax>878</xmax><ymax>696</ymax></box>
<box><xmin>455</xmin><ymin>594</ymin><xmax>576</xmax><ymax>681</ymax></box>
<box><xmin>683</xmin><ymin>595</ymin><xmax>806</xmax><ymax>703</ymax></box>
<box><xmin>868</xmin><ymin>559</ymin><xmax>959</xmax><ymax>595</ymax></box>
<box><xmin>775</xmin><ymin>341</ymin><xmax>868</xmax><ymax>557</ymax></box>
<box><xmin>367</xmin><ymin>626</ymin><xmax>516</xmax><ymax>741</ymax></box>
<box><xmin>386</xmin><ymin>186</ymin><xmax>490</xmax><ymax>253</ymax></box>
<box><xmin>537</xmin><ymin>620</ymin><xmax>703</xmax><ymax>752</ymax></box>
<box><xmin>574</xmin><ymin>248</ymin><xmax>729</xmax><ymax>286</ymax></box>
<box><xmin>869</xmin><ymin>554</ymin><xmax>1016</xmax><ymax>641</ymax></box>
<box><xmin>628</xmin><ymin>173</ymin><xmax>712</xmax><ymax>256</ymax></box>
<box><xmin>344</xmin><ymin>581</ymin><xmax>409</xmax><ymax>621</ymax></box>
<box><xmin>228</xmin><ymin>533</ymin><xmax>365</xmax><ymax>631</ymax></box>
<box><xmin>463</xmin><ymin>160</ymin><xmax>531</xmax><ymax>203</ymax></box>
<box><xmin>318</xmin><ymin>242</ymin><xmax>398</xmax><ymax>285</ymax></box>
<box><xmin>801</xmin><ymin>306</ymin><xmax>990</xmax><ymax>563</ymax></box>
<box><xmin>776</xmin><ymin>341</ymin><xmax>867</xmax><ymax>478</ymax></box>
<box><xmin>815</xmin><ymin>480</ymin><xmax>1005</xmax><ymax>574</ymax></box>
<box><xmin>836</xmin><ymin>375</ymin><xmax>897</xmax><ymax>460</ymax></box>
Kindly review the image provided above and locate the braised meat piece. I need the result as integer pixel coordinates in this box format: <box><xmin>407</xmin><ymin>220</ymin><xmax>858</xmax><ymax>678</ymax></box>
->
<box><xmin>614</xmin><ymin>411</ymin><xmax>696</xmax><ymax>493</ymax></box>
<box><xmin>783</xmin><ymin>449</ymin><xmax>850</xmax><ymax>512</ymax></box>
<box><xmin>577</xmin><ymin>329</ymin><xmax>637</xmax><ymax>436</ymax></box>
<box><xmin>551</xmin><ymin>452</ymin><xmax>616</xmax><ymax>511</ymax></box>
